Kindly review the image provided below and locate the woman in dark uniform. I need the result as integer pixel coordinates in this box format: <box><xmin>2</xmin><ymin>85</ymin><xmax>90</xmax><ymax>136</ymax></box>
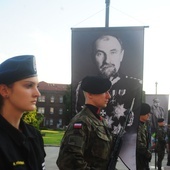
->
<box><xmin>0</xmin><ymin>55</ymin><xmax>46</xmax><ymax>170</ymax></box>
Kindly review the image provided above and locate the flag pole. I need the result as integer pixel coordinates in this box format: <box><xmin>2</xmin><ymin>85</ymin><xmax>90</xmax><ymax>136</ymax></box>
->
<box><xmin>105</xmin><ymin>0</ymin><xmax>110</xmax><ymax>27</ymax></box>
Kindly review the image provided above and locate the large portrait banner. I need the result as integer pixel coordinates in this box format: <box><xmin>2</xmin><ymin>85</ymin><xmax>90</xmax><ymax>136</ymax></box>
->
<box><xmin>71</xmin><ymin>27</ymin><xmax>145</xmax><ymax>169</ymax></box>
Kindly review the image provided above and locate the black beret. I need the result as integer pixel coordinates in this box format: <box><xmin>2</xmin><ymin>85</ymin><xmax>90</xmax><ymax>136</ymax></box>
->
<box><xmin>158</xmin><ymin>118</ymin><xmax>164</xmax><ymax>122</ymax></box>
<box><xmin>140</xmin><ymin>103</ymin><xmax>151</xmax><ymax>115</ymax></box>
<box><xmin>81</xmin><ymin>76</ymin><xmax>111</xmax><ymax>94</ymax></box>
<box><xmin>0</xmin><ymin>55</ymin><xmax>37</xmax><ymax>85</ymax></box>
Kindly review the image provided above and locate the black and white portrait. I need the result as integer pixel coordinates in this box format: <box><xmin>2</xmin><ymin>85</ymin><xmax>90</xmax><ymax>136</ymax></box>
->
<box><xmin>71</xmin><ymin>27</ymin><xmax>144</xmax><ymax>169</ymax></box>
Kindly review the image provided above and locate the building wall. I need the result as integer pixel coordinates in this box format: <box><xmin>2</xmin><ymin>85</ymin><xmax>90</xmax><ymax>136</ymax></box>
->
<box><xmin>36</xmin><ymin>81</ymin><xmax>68</xmax><ymax>129</ymax></box>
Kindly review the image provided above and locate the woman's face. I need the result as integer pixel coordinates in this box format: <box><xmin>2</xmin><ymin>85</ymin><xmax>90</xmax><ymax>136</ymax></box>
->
<box><xmin>7</xmin><ymin>77</ymin><xmax>40</xmax><ymax>112</ymax></box>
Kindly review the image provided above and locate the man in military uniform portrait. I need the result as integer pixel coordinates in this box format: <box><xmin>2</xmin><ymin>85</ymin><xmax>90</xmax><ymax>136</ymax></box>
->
<box><xmin>76</xmin><ymin>35</ymin><xmax>142</xmax><ymax>132</ymax></box>
<box><xmin>72</xmin><ymin>27</ymin><xmax>144</xmax><ymax>169</ymax></box>
<box><xmin>150</xmin><ymin>98</ymin><xmax>166</xmax><ymax>133</ymax></box>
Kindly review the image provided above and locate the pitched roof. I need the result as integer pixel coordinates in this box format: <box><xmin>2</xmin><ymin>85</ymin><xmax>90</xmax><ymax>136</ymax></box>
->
<box><xmin>38</xmin><ymin>81</ymin><xmax>68</xmax><ymax>91</ymax></box>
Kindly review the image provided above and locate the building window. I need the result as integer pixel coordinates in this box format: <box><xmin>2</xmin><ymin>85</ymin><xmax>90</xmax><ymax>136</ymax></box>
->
<box><xmin>57</xmin><ymin>119</ymin><xmax>62</xmax><ymax>128</ymax></box>
<box><xmin>50</xmin><ymin>119</ymin><xmax>53</xmax><ymax>125</ymax></box>
<box><xmin>38</xmin><ymin>95</ymin><xmax>45</xmax><ymax>102</ymax></box>
<box><xmin>59</xmin><ymin>96</ymin><xmax>63</xmax><ymax>103</ymax></box>
<box><xmin>50</xmin><ymin>107</ymin><xmax>54</xmax><ymax>114</ymax></box>
<box><xmin>37</xmin><ymin>107</ymin><xmax>45</xmax><ymax>114</ymax></box>
<box><xmin>46</xmin><ymin>119</ymin><xmax>49</xmax><ymax>126</ymax></box>
<box><xmin>59</xmin><ymin>108</ymin><xmax>63</xmax><ymax>115</ymax></box>
<box><xmin>50</xmin><ymin>96</ymin><xmax>55</xmax><ymax>103</ymax></box>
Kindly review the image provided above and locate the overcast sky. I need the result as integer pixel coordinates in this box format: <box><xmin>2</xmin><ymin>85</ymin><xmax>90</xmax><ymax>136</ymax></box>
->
<box><xmin>0</xmin><ymin>0</ymin><xmax>170</xmax><ymax>96</ymax></box>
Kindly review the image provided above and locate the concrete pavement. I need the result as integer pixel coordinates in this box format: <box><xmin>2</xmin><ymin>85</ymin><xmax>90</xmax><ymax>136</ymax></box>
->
<box><xmin>45</xmin><ymin>146</ymin><xmax>170</xmax><ymax>170</ymax></box>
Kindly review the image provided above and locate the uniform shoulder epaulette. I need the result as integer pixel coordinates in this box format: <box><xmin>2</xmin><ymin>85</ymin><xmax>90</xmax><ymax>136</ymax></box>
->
<box><xmin>125</xmin><ymin>75</ymin><xmax>142</xmax><ymax>84</ymax></box>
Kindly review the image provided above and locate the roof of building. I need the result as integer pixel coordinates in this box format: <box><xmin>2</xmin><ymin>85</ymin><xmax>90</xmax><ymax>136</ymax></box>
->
<box><xmin>38</xmin><ymin>81</ymin><xmax>68</xmax><ymax>91</ymax></box>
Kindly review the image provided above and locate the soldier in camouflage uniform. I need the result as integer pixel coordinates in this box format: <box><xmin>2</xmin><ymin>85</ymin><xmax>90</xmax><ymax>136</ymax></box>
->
<box><xmin>57</xmin><ymin>76</ymin><xmax>113</xmax><ymax>170</ymax></box>
<box><xmin>136</xmin><ymin>103</ymin><xmax>152</xmax><ymax>170</ymax></box>
<box><xmin>167</xmin><ymin>123</ymin><xmax>170</xmax><ymax>166</ymax></box>
<box><xmin>156</xmin><ymin>118</ymin><xmax>166</xmax><ymax>170</ymax></box>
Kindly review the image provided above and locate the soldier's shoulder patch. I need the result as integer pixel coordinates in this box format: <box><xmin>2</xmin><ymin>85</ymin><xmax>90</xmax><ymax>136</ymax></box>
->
<box><xmin>73</xmin><ymin>123</ymin><xmax>82</xmax><ymax>129</ymax></box>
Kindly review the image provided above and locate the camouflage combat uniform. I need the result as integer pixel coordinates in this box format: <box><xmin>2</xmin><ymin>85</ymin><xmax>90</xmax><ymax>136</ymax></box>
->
<box><xmin>57</xmin><ymin>105</ymin><xmax>113</xmax><ymax>170</ymax></box>
<box><xmin>136</xmin><ymin>121</ymin><xmax>152</xmax><ymax>170</ymax></box>
<box><xmin>167</xmin><ymin>126</ymin><xmax>170</xmax><ymax>165</ymax></box>
<box><xmin>156</xmin><ymin>125</ymin><xmax>166</xmax><ymax>170</ymax></box>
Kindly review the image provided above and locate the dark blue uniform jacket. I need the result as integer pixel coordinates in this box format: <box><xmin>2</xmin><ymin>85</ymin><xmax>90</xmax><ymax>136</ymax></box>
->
<box><xmin>0</xmin><ymin>114</ymin><xmax>46</xmax><ymax>170</ymax></box>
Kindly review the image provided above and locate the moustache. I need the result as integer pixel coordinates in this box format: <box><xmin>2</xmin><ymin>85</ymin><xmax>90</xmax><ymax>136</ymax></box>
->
<box><xmin>99</xmin><ymin>64</ymin><xmax>117</xmax><ymax>78</ymax></box>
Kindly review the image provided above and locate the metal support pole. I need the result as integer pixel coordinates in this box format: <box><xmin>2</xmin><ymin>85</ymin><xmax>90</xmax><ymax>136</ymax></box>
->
<box><xmin>155</xmin><ymin>82</ymin><xmax>158</xmax><ymax>95</ymax></box>
<box><xmin>105</xmin><ymin>0</ymin><xmax>110</xmax><ymax>27</ymax></box>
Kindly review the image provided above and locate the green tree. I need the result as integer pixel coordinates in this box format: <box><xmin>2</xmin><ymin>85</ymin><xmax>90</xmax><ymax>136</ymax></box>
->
<box><xmin>22</xmin><ymin>109</ymin><xmax>44</xmax><ymax>130</ymax></box>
